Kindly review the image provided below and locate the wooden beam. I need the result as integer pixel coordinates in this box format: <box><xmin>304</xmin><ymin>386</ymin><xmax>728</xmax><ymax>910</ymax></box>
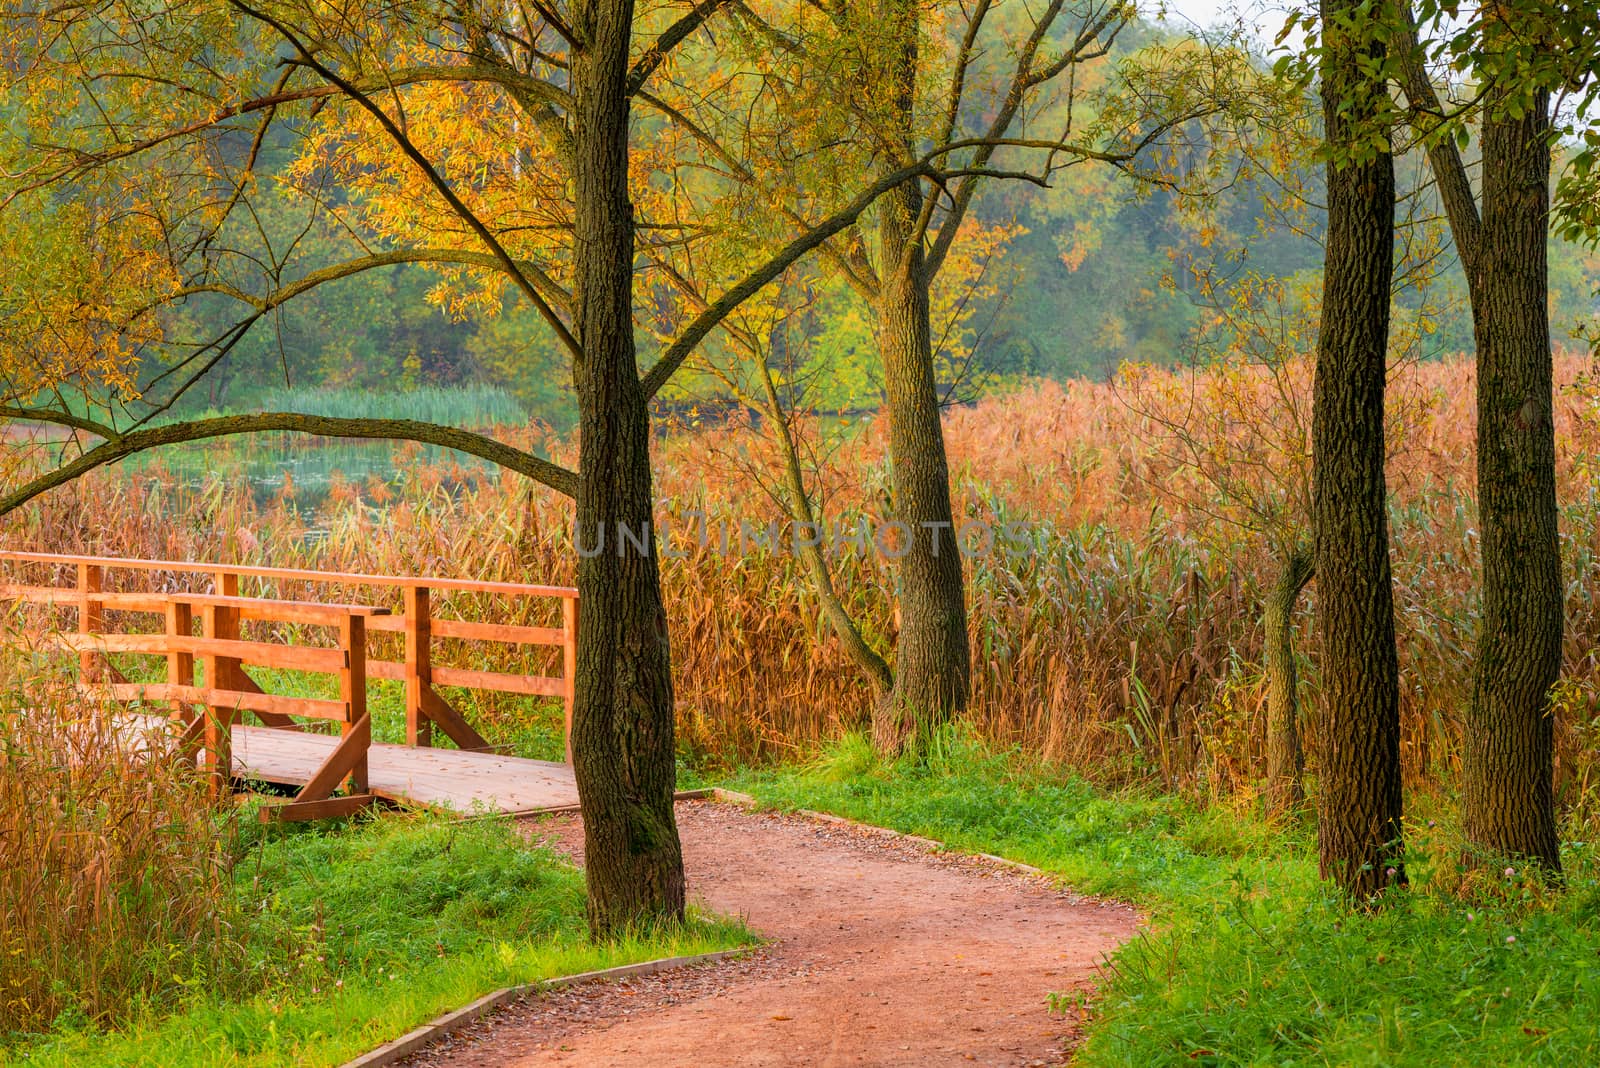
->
<box><xmin>431</xmin><ymin>665</ymin><xmax>565</xmax><ymax>698</ymax></box>
<box><xmin>405</xmin><ymin>585</ymin><xmax>432</xmax><ymax>747</ymax></box>
<box><xmin>562</xmin><ymin>595</ymin><xmax>578</xmax><ymax>765</ymax></box>
<box><xmin>429</xmin><ymin>619</ymin><xmax>566</xmax><ymax>646</ymax></box>
<box><xmin>293</xmin><ymin>711</ymin><xmax>372</xmax><ymax>802</ymax></box>
<box><xmin>201</xmin><ymin>598</ymin><xmax>237</xmax><ymax>799</ymax></box>
<box><xmin>231</xmin><ymin>670</ymin><xmax>301</xmax><ymax>729</ymax></box>
<box><xmin>77</xmin><ymin>562</ymin><xmax>103</xmax><ymax>683</ymax></box>
<box><xmin>166</xmin><ymin>600</ymin><xmax>196</xmax><ymax>728</ymax></box>
<box><xmin>0</xmin><ymin>551</ymin><xmax>577</xmax><ymax>599</ymax></box>
<box><xmin>52</xmin><ymin>632</ymin><xmax>347</xmax><ymax>673</ymax></box>
<box><xmin>340</xmin><ymin>615</ymin><xmax>369</xmax><ymax>794</ymax></box>
<box><xmin>420</xmin><ymin>689</ymin><xmax>493</xmax><ymax>752</ymax></box>
<box><xmin>90</xmin><ymin>683</ymin><xmax>350</xmax><ymax>723</ymax></box>
<box><xmin>260</xmin><ymin>793</ymin><xmax>377</xmax><ymax>823</ymax></box>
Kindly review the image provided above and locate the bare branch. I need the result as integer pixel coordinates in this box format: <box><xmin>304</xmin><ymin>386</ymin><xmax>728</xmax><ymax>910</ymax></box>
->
<box><xmin>230</xmin><ymin>0</ymin><xmax>582</xmax><ymax>359</ymax></box>
<box><xmin>628</xmin><ymin>0</ymin><xmax>734</xmax><ymax>95</ymax></box>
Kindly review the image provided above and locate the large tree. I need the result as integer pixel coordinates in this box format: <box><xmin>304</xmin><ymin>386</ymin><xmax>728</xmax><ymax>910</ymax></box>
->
<box><xmin>650</xmin><ymin>0</ymin><xmax>1247</xmax><ymax>753</ymax></box>
<box><xmin>1310</xmin><ymin>0</ymin><xmax>1406</xmax><ymax>897</ymax></box>
<box><xmin>1394</xmin><ymin>0</ymin><xmax>1600</xmax><ymax>873</ymax></box>
<box><xmin>0</xmin><ymin>0</ymin><xmax>973</xmax><ymax>933</ymax></box>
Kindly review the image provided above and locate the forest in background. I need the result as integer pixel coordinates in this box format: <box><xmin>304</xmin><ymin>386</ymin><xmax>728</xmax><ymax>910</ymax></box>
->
<box><xmin>135</xmin><ymin>11</ymin><xmax>1600</xmax><ymax>426</ymax></box>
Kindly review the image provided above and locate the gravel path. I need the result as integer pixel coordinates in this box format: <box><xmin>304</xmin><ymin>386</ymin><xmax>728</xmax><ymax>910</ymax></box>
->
<box><xmin>401</xmin><ymin>800</ymin><xmax>1137</xmax><ymax>1067</ymax></box>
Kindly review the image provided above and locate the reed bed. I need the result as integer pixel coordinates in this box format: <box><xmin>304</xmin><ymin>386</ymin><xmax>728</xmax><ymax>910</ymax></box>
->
<box><xmin>0</xmin><ymin>642</ymin><xmax>263</xmax><ymax>1034</ymax></box>
<box><xmin>7</xmin><ymin>354</ymin><xmax>1600</xmax><ymax>819</ymax></box>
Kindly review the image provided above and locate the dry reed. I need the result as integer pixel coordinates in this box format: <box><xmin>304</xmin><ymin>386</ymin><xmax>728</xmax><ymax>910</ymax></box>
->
<box><xmin>7</xmin><ymin>354</ymin><xmax>1600</xmax><ymax>820</ymax></box>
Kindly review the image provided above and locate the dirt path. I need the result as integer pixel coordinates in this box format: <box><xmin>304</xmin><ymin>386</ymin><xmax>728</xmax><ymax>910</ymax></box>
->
<box><xmin>402</xmin><ymin>800</ymin><xmax>1137</xmax><ymax>1067</ymax></box>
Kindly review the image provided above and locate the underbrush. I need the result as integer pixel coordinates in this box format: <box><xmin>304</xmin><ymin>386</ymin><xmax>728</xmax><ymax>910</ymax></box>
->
<box><xmin>0</xmin><ymin>653</ymin><xmax>745</xmax><ymax>1067</ymax></box>
<box><xmin>7</xmin><ymin>810</ymin><xmax>747</xmax><ymax>1068</ymax></box>
<box><xmin>727</xmin><ymin>734</ymin><xmax>1600</xmax><ymax>1065</ymax></box>
<box><xmin>0</xmin><ymin>658</ymin><xmax>260</xmax><ymax>1035</ymax></box>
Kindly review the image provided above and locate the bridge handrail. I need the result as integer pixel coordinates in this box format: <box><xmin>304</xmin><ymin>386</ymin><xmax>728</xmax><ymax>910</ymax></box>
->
<box><xmin>0</xmin><ymin>550</ymin><xmax>580</xmax><ymax>820</ymax></box>
<box><xmin>0</xmin><ymin>550</ymin><xmax>576</xmax><ymax>598</ymax></box>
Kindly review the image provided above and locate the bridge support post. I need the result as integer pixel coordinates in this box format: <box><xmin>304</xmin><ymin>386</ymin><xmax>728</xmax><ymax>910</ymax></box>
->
<box><xmin>201</xmin><ymin>600</ymin><xmax>238</xmax><ymax>798</ymax></box>
<box><xmin>76</xmin><ymin>563</ymin><xmax>103</xmax><ymax>683</ymax></box>
<box><xmin>405</xmin><ymin>585</ymin><xmax>432</xmax><ymax>748</ymax></box>
<box><xmin>562</xmin><ymin>594</ymin><xmax>578</xmax><ymax>765</ymax></box>
<box><xmin>341</xmin><ymin>614</ymin><xmax>370</xmax><ymax>794</ymax></box>
<box><xmin>165</xmin><ymin>601</ymin><xmax>200</xmax><ymax>762</ymax></box>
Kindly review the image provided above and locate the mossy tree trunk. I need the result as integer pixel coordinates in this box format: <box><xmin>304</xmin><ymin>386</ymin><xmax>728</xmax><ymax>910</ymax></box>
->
<box><xmin>567</xmin><ymin>0</ymin><xmax>685</xmax><ymax>936</ymax></box>
<box><xmin>1311</xmin><ymin>0</ymin><xmax>1406</xmax><ymax>899</ymax></box>
<box><xmin>1464</xmin><ymin>85</ymin><xmax>1562</xmax><ymax>873</ymax></box>
<box><xmin>869</xmin><ymin>0</ymin><xmax>971</xmax><ymax>755</ymax></box>
<box><xmin>1397</xmin><ymin>11</ymin><xmax>1563</xmax><ymax>873</ymax></box>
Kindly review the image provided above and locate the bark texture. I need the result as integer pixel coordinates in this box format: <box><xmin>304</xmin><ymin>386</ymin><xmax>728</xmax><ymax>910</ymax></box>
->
<box><xmin>870</xmin><ymin>0</ymin><xmax>971</xmax><ymax>753</ymax></box>
<box><xmin>1464</xmin><ymin>86</ymin><xmax>1562</xmax><ymax>872</ymax></box>
<box><xmin>568</xmin><ymin>0</ymin><xmax>685</xmax><ymax>934</ymax></box>
<box><xmin>1312</xmin><ymin>0</ymin><xmax>1406</xmax><ymax>898</ymax></box>
<box><xmin>1264</xmin><ymin>548</ymin><xmax>1313</xmax><ymax>813</ymax></box>
<box><xmin>1396</xmin><ymin>9</ymin><xmax>1563</xmax><ymax>871</ymax></box>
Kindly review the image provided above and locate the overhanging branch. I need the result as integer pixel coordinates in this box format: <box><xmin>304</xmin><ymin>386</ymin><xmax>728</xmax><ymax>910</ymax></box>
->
<box><xmin>0</xmin><ymin>413</ymin><xmax>578</xmax><ymax>514</ymax></box>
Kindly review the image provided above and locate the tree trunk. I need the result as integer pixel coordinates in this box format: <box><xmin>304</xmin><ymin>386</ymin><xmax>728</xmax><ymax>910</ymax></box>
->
<box><xmin>568</xmin><ymin>0</ymin><xmax>685</xmax><ymax>935</ymax></box>
<box><xmin>1396</xmin><ymin>7</ymin><xmax>1562</xmax><ymax>873</ymax></box>
<box><xmin>1264</xmin><ymin>547</ymin><xmax>1313</xmax><ymax>814</ymax></box>
<box><xmin>756</xmin><ymin>360</ymin><xmax>895</xmax><ymax>699</ymax></box>
<box><xmin>870</xmin><ymin>0</ymin><xmax>971</xmax><ymax>754</ymax></box>
<box><xmin>1311</xmin><ymin>0</ymin><xmax>1405</xmax><ymax>898</ymax></box>
<box><xmin>1464</xmin><ymin>86</ymin><xmax>1562</xmax><ymax>873</ymax></box>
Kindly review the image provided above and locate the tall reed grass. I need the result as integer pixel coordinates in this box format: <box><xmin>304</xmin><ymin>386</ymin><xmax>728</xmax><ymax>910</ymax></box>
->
<box><xmin>0</xmin><ymin>641</ymin><xmax>263</xmax><ymax>1034</ymax></box>
<box><xmin>7</xmin><ymin>355</ymin><xmax>1600</xmax><ymax>823</ymax></box>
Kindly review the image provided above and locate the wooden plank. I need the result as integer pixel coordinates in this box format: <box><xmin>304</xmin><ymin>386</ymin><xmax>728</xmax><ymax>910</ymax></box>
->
<box><xmin>562</xmin><ymin>595</ymin><xmax>578</xmax><ymax>765</ymax></box>
<box><xmin>47</xmin><ymin>591</ymin><xmax>386</xmax><ymax>622</ymax></box>
<box><xmin>93</xmin><ymin>681</ymin><xmax>350</xmax><ymax>721</ymax></box>
<box><xmin>51</xmin><ymin>632</ymin><xmax>347</xmax><ymax>673</ymax></box>
<box><xmin>340</xmin><ymin>616</ymin><xmax>368</xmax><ymax>793</ymax></box>
<box><xmin>429</xmin><ymin>619</ymin><xmax>565</xmax><ymax>646</ymax></box>
<box><xmin>367</xmin><ymin>658</ymin><xmax>404</xmax><ymax>682</ymax></box>
<box><xmin>0</xmin><ymin>582</ymin><xmax>78</xmax><ymax>604</ymax></box>
<box><xmin>405</xmin><ymin>586</ymin><xmax>431</xmax><ymax>747</ymax></box>
<box><xmin>201</xmin><ymin>600</ymin><xmax>236</xmax><ymax>798</ymax></box>
<box><xmin>294</xmin><ymin>712</ymin><xmax>371</xmax><ymax>802</ymax></box>
<box><xmin>260</xmin><ymin>793</ymin><xmax>377</xmax><ymax>823</ymax></box>
<box><xmin>431</xmin><ymin>665</ymin><xmax>565</xmax><ymax>697</ymax></box>
<box><xmin>66</xmin><ymin>591</ymin><xmax>169</xmax><ymax>613</ymax></box>
<box><xmin>230</xmin><ymin>726</ymin><xmax>582</xmax><ymax>814</ymax></box>
<box><xmin>78</xmin><ymin>563</ymin><xmax>103</xmax><ymax>683</ymax></box>
<box><xmin>166</xmin><ymin>601</ymin><xmax>196</xmax><ymax>725</ymax></box>
<box><xmin>0</xmin><ymin>551</ymin><xmax>577</xmax><ymax>599</ymax></box>
<box><xmin>229</xmin><ymin>670</ymin><xmax>302</xmax><ymax>729</ymax></box>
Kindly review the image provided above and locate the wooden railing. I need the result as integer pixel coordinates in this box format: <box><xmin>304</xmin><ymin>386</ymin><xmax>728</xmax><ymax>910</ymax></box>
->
<box><xmin>0</xmin><ymin>551</ymin><xmax>579</xmax><ymax>820</ymax></box>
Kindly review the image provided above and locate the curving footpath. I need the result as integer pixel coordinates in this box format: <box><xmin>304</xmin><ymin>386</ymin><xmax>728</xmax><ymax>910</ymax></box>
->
<box><xmin>400</xmin><ymin>800</ymin><xmax>1137</xmax><ymax>1068</ymax></box>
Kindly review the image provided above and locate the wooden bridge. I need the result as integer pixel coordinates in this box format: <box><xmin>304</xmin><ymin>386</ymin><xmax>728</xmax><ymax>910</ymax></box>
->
<box><xmin>0</xmin><ymin>551</ymin><xmax>591</xmax><ymax>821</ymax></box>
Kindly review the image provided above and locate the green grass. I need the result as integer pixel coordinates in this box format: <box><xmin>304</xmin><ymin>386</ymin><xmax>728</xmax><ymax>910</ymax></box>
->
<box><xmin>721</xmin><ymin>732</ymin><xmax>1600</xmax><ymax>1066</ymax></box>
<box><xmin>184</xmin><ymin>385</ymin><xmax>528</xmax><ymax>429</ymax></box>
<box><xmin>5</xmin><ymin>813</ymin><xmax>749</xmax><ymax>1068</ymax></box>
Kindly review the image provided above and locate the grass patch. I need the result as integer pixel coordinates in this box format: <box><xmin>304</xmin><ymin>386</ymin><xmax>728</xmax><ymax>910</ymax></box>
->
<box><xmin>7</xmin><ymin>813</ymin><xmax>748</xmax><ymax>1067</ymax></box>
<box><xmin>722</xmin><ymin>732</ymin><xmax>1600</xmax><ymax>1065</ymax></box>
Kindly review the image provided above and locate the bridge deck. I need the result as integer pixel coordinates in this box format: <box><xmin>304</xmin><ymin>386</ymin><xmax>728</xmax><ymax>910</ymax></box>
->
<box><xmin>234</xmin><ymin>725</ymin><xmax>581</xmax><ymax>815</ymax></box>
